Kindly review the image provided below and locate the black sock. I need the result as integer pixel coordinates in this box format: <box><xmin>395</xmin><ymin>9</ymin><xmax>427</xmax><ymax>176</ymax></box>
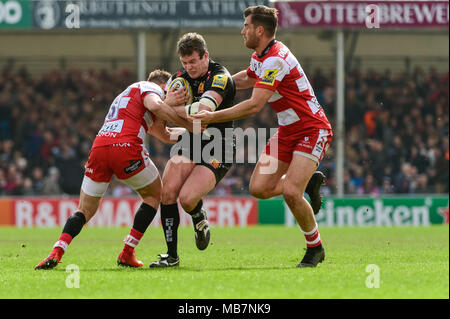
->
<box><xmin>161</xmin><ymin>203</ymin><xmax>180</xmax><ymax>258</ymax></box>
<box><xmin>187</xmin><ymin>200</ymin><xmax>204</xmax><ymax>225</ymax></box>
<box><xmin>132</xmin><ymin>202</ymin><xmax>158</xmax><ymax>234</ymax></box>
<box><xmin>62</xmin><ymin>212</ymin><xmax>86</xmax><ymax>238</ymax></box>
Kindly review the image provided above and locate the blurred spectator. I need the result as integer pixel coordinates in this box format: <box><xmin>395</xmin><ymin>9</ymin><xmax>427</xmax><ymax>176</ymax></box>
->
<box><xmin>357</xmin><ymin>174</ymin><xmax>380</xmax><ymax>196</ymax></box>
<box><xmin>41</xmin><ymin>167</ymin><xmax>63</xmax><ymax>195</ymax></box>
<box><xmin>381</xmin><ymin>177</ymin><xmax>394</xmax><ymax>194</ymax></box>
<box><xmin>394</xmin><ymin>162</ymin><xmax>413</xmax><ymax>194</ymax></box>
<box><xmin>55</xmin><ymin>144</ymin><xmax>84</xmax><ymax>195</ymax></box>
<box><xmin>0</xmin><ymin>66</ymin><xmax>448</xmax><ymax>196</ymax></box>
<box><xmin>31</xmin><ymin>167</ymin><xmax>45</xmax><ymax>194</ymax></box>
<box><xmin>22</xmin><ymin>177</ymin><xmax>36</xmax><ymax>196</ymax></box>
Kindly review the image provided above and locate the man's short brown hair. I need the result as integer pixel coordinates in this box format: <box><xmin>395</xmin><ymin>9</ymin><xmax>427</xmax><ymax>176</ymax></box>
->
<box><xmin>147</xmin><ymin>69</ymin><xmax>171</xmax><ymax>85</ymax></box>
<box><xmin>177</xmin><ymin>33</ymin><xmax>208</xmax><ymax>58</ymax></box>
<box><xmin>244</xmin><ymin>5</ymin><xmax>278</xmax><ymax>38</ymax></box>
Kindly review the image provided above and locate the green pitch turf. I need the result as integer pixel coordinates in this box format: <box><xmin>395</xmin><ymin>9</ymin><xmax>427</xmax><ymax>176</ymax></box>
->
<box><xmin>0</xmin><ymin>226</ymin><xmax>448</xmax><ymax>299</ymax></box>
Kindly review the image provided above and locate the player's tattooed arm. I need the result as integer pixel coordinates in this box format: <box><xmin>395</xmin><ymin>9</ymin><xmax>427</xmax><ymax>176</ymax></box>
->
<box><xmin>232</xmin><ymin>70</ymin><xmax>257</xmax><ymax>90</ymax></box>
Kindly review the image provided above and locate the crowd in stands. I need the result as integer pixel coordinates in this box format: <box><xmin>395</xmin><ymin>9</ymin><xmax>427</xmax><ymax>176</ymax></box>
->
<box><xmin>0</xmin><ymin>64</ymin><xmax>448</xmax><ymax>197</ymax></box>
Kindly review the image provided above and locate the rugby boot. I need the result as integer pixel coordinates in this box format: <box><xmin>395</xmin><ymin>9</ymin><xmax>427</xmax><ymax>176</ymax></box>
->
<box><xmin>149</xmin><ymin>254</ymin><xmax>180</xmax><ymax>268</ymax></box>
<box><xmin>297</xmin><ymin>245</ymin><xmax>325</xmax><ymax>268</ymax></box>
<box><xmin>34</xmin><ymin>247</ymin><xmax>64</xmax><ymax>270</ymax></box>
<box><xmin>305</xmin><ymin>171</ymin><xmax>325</xmax><ymax>215</ymax></box>
<box><xmin>117</xmin><ymin>250</ymin><xmax>144</xmax><ymax>268</ymax></box>
<box><xmin>193</xmin><ymin>208</ymin><xmax>210</xmax><ymax>250</ymax></box>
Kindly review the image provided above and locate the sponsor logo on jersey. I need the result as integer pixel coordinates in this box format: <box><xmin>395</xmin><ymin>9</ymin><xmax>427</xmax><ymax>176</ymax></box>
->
<box><xmin>211</xmin><ymin>74</ymin><xmax>227</xmax><ymax>90</ymax></box>
<box><xmin>124</xmin><ymin>160</ymin><xmax>143</xmax><ymax>174</ymax></box>
<box><xmin>278</xmin><ymin>48</ymin><xmax>288</xmax><ymax>58</ymax></box>
<box><xmin>250</xmin><ymin>59</ymin><xmax>262</xmax><ymax>76</ymax></box>
<box><xmin>210</xmin><ymin>158</ymin><xmax>220</xmax><ymax>169</ymax></box>
<box><xmin>259</xmin><ymin>69</ymin><xmax>278</xmax><ymax>86</ymax></box>
<box><xmin>205</xmin><ymin>70</ymin><xmax>212</xmax><ymax>82</ymax></box>
<box><xmin>198</xmin><ymin>82</ymin><xmax>205</xmax><ymax>94</ymax></box>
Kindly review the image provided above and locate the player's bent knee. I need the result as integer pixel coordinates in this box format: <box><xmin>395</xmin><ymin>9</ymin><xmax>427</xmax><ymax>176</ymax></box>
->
<box><xmin>77</xmin><ymin>196</ymin><xmax>100</xmax><ymax>222</ymax></box>
<box><xmin>161</xmin><ymin>185</ymin><xmax>180</xmax><ymax>204</ymax></box>
<box><xmin>141</xmin><ymin>196</ymin><xmax>160</xmax><ymax>210</ymax></box>
<box><xmin>136</xmin><ymin>182</ymin><xmax>160</xmax><ymax>199</ymax></box>
<box><xmin>137</xmin><ymin>186</ymin><xmax>161</xmax><ymax>209</ymax></box>
<box><xmin>282</xmin><ymin>183</ymin><xmax>302</xmax><ymax>204</ymax></box>
<box><xmin>250</xmin><ymin>189</ymin><xmax>271</xmax><ymax>199</ymax></box>
<box><xmin>178</xmin><ymin>192</ymin><xmax>198</xmax><ymax>212</ymax></box>
<box><xmin>249</xmin><ymin>184</ymin><xmax>273</xmax><ymax>199</ymax></box>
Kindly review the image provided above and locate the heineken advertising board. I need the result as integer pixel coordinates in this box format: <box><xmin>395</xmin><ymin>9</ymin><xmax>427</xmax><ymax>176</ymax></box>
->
<box><xmin>0</xmin><ymin>196</ymin><xmax>447</xmax><ymax>227</ymax></box>
<box><xmin>0</xmin><ymin>0</ymin><xmax>31</xmax><ymax>28</ymax></box>
<box><xmin>259</xmin><ymin>196</ymin><xmax>449</xmax><ymax>226</ymax></box>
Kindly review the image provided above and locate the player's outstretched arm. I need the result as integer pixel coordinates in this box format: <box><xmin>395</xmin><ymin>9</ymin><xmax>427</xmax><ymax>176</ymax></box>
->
<box><xmin>232</xmin><ymin>70</ymin><xmax>257</xmax><ymax>90</ymax></box>
<box><xmin>191</xmin><ymin>87</ymin><xmax>273</xmax><ymax>124</ymax></box>
<box><xmin>172</xmin><ymin>105</ymin><xmax>189</xmax><ymax>120</ymax></box>
<box><xmin>143</xmin><ymin>93</ymin><xmax>193</xmax><ymax>132</ymax></box>
<box><xmin>148</xmin><ymin>117</ymin><xmax>185</xmax><ymax>144</ymax></box>
<box><xmin>176</xmin><ymin>90</ymin><xmax>224</xmax><ymax>121</ymax></box>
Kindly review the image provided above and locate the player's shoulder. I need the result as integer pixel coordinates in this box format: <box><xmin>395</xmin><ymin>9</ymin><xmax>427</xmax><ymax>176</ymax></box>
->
<box><xmin>138</xmin><ymin>80</ymin><xmax>162</xmax><ymax>91</ymax></box>
<box><xmin>138</xmin><ymin>81</ymin><xmax>165</xmax><ymax>99</ymax></box>
<box><xmin>170</xmin><ymin>69</ymin><xmax>189</xmax><ymax>81</ymax></box>
<box><xmin>261</xmin><ymin>42</ymin><xmax>296</xmax><ymax>71</ymax></box>
<box><xmin>209</xmin><ymin>60</ymin><xmax>232</xmax><ymax>78</ymax></box>
<box><xmin>265</xmin><ymin>41</ymin><xmax>291</xmax><ymax>61</ymax></box>
<box><xmin>206</xmin><ymin>60</ymin><xmax>234</xmax><ymax>91</ymax></box>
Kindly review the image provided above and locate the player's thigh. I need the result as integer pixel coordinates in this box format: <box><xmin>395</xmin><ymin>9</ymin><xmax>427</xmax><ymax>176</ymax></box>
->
<box><xmin>250</xmin><ymin>153</ymin><xmax>289</xmax><ymax>195</ymax></box>
<box><xmin>283</xmin><ymin>153</ymin><xmax>318</xmax><ymax>197</ymax></box>
<box><xmin>161</xmin><ymin>155</ymin><xmax>195</xmax><ymax>203</ymax></box>
<box><xmin>80</xmin><ymin>147</ymin><xmax>112</xmax><ymax>221</ymax></box>
<box><xmin>178</xmin><ymin>165</ymin><xmax>216</xmax><ymax>210</ymax></box>
<box><xmin>134</xmin><ymin>175</ymin><xmax>162</xmax><ymax>209</ymax></box>
<box><xmin>121</xmin><ymin>160</ymin><xmax>161</xmax><ymax>208</ymax></box>
<box><xmin>82</xmin><ymin>146</ymin><xmax>113</xmax><ymax>197</ymax></box>
<box><xmin>78</xmin><ymin>189</ymin><xmax>102</xmax><ymax>223</ymax></box>
<box><xmin>284</xmin><ymin>127</ymin><xmax>332</xmax><ymax>196</ymax></box>
<box><xmin>121</xmin><ymin>158</ymin><xmax>159</xmax><ymax>190</ymax></box>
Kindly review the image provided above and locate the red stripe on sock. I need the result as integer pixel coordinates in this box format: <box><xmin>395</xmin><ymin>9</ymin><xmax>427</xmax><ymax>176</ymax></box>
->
<box><xmin>130</xmin><ymin>228</ymin><xmax>144</xmax><ymax>241</ymax></box>
<box><xmin>305</xmin><ymin>229</ymin><xmax>322</xmax><ymax>247</ymax></box>
<box><xmin>306</xmin><ymin>239</ymin><xmax>322</xmax><ymax>247</ymax></box>
<box><xmin>305</xmin><ymin>230</ymin><xmax>319</xmax><ymax>242</ymax></box>
<box><xmin>59</xmin><ymin>233</ymin><xmax>73</xmax><ymax>245</ymax></box>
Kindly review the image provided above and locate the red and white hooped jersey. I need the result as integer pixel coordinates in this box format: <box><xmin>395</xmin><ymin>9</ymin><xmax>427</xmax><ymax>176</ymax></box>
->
<box><xmin>92</xmin><ymin>81</ymin><xmax>164</xmax><ymax>148</ymax></box>
<box><xmin>247</xmin><ymin>41</ymin><xmax>332</xmax><ymax>134</ymax></box>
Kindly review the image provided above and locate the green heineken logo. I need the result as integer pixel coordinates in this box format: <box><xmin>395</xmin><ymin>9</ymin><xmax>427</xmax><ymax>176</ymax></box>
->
<box><xmin>0</xmin><ymin>0</ymin><xmax>30</xmax><ymax>28</ymax></box>
<box><xmin>277</xmin><ymin>197</ymin><xmax>449</xmax><ymax>227</ymax></box>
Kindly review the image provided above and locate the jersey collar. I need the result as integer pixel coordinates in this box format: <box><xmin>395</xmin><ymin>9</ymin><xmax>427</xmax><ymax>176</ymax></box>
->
<box><xmin>257</xmin><ymin>39</ymin><xmax>277</xmax><ymax>59</ymax></box>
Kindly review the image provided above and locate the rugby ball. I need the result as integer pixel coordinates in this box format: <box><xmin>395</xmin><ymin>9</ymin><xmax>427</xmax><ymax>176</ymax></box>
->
<box><xmin>168</xmin><ymin>77</ymin><xmax>193</xmax><ymax>105</ymax></box>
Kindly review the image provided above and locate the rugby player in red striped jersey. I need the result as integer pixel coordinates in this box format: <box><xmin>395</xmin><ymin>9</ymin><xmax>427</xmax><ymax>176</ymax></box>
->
<box><xmin>35</xmin><ymin>70</ymin><xmax>191</xmax><ymax>270</ymax></box>
<box><xmin>192</xmin><ymin>6</ymin><xmax>332</xmax><ymax>267</ymax></box>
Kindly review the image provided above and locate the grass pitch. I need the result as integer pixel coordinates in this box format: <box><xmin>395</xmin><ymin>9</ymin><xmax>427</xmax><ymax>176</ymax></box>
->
<box><xmin>0</xmin><ymin>226</ymin><xmax>448</xmax><ymax>299</ymax></box>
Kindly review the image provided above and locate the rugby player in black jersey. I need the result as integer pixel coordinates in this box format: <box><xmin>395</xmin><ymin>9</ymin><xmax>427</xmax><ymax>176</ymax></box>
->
<box><xmin>150</xmin><ymin>33</ymin><xmax>236</xmax><ymax>267</ymax></box>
